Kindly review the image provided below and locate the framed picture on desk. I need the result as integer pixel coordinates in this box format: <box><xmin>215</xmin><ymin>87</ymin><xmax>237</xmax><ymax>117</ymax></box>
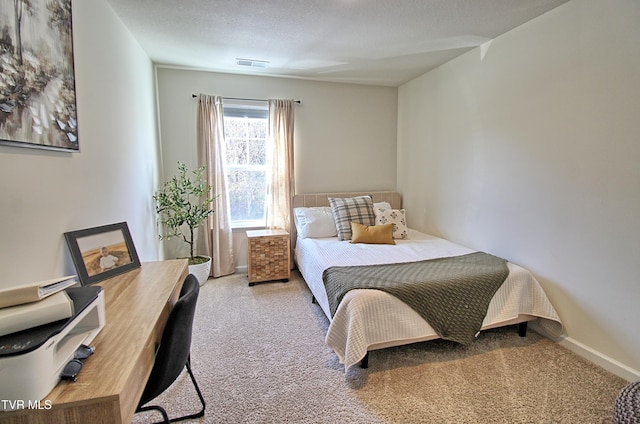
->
<box><xmin>65</xmin><ymin>222</ymin><xmax>141</xmax><ymax>285</ymax></box>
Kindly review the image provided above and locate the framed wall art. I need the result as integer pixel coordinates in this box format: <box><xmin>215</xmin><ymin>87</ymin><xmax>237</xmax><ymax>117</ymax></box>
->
<box><xmin>0</xmin><ymin>0</ymin><xmax>79</xmax><ymax>152</ymax></box>
<box><xmin>64</xmin><ymin>222</ymin><xmax>141</xmax><ymax>285</ymax></box>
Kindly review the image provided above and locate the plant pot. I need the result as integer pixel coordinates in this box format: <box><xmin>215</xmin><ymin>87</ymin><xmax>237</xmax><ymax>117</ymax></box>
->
<box><xmin>188</xmin><ymin>256</ymin><xmax>212</xmax><ymax>286</ymax></box>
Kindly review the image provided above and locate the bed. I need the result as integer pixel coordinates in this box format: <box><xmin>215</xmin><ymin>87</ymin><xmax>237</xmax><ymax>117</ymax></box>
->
<box><xmin>292</xmin><ymin>191</ymin><xmax>563</xmax><ymax>370</ymax></box>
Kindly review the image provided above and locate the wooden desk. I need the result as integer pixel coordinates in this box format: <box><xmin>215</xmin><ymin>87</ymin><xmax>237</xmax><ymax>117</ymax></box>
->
<box><xmin>1</xmin><ymin>259</ymin><xmax>188</xmax><ymax>424</ymax></box>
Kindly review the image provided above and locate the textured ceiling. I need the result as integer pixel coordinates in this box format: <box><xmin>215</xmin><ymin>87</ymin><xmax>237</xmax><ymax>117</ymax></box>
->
<box><xmin>105</xmin><ymin>0</ymin><xmax>570</xmax><ymax>87</ymax></box>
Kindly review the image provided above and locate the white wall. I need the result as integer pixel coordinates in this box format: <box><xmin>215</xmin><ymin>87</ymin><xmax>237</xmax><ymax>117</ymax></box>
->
<box><xmin>397</xmin><ymin>0</ymin><xmax>640</xmax><ymax>379</ymax></box>
<box><xmin>155</xmin><ymin>68</ymin><xmax>398</xmax><ymax>265</ymax></box>
<box><xmin>0</xmin><ymin>0</ymin><xmax>160</xmax><ymax>287</ymax></box>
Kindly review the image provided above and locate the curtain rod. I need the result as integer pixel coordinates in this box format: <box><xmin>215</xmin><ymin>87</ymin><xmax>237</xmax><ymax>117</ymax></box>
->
<box><xmin>192</xmin><ymin>94</ymin><xmax>300</xmax><ymax>104</ymax></box>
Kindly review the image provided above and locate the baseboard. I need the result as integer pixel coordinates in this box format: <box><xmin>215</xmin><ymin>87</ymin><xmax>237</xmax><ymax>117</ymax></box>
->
<box><xmin>236</xmin><ymin>265</ymin><xmax>248</xmax><ymax>274</ymax></box>
<box><xmin>527</xmin><ymin>321</ymin><xmax>639</xmax><ymax>382</ymax></box>
<box><xmin>557</xmin><ymin>336</ymin><xmax>640</xmax><ymax>382</ymax></box>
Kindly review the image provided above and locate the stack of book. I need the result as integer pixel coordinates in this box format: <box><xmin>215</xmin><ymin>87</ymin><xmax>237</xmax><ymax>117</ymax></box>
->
<box><xmin>0</xmin><ymin>276</ymin><xmax>79</xmax><ymax>337</ymax></box>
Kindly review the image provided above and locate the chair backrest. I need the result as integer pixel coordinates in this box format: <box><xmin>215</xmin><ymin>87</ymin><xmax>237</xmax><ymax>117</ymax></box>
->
<box><xmin>138</xmin><ymin>274</ymin><xmax>200</xmax><ymax>406</ymax></box>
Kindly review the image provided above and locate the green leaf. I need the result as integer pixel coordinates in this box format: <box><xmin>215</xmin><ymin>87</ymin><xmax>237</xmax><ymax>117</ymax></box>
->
<box><xmin>153</xmin><ymin>161</ymin><xmax>218</xmax><ymax>259</ymax></box>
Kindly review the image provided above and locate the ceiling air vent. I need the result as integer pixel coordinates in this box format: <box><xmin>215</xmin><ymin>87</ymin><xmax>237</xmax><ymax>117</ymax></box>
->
<box><xmin>236</xmin><ymin>58</ymin><xmax>269</xmax><ymax>68</ymax></box>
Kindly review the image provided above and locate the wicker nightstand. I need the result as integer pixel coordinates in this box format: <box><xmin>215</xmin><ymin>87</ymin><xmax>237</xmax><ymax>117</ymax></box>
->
<box><xmin>246</xmin><ymin>229</ymin><xmax>290</xmax><ymax>286</ymax></box>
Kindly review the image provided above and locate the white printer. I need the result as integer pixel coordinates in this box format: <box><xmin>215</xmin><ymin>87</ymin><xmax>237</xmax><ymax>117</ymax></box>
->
<box><xmin>0</xmin><ymin>286</ymin><xmax>105</xmax><ymax>410</ymax></box>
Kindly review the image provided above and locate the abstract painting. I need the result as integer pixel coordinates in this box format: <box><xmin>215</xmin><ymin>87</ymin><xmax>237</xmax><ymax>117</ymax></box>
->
<box><xmin>0</xmin><ymin>0</ymin><xmax>78</xmax><ymax>151</ymax></box>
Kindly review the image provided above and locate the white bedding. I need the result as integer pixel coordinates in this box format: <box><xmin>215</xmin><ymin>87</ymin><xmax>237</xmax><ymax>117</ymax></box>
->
<box><xmin>295</xmin><ymin>228</ymin><xmax>563</xmax><ymax>370</ymax></box>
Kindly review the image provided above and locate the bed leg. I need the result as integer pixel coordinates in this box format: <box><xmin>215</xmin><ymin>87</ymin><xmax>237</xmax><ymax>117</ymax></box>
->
<box><xmin>311</xmin><ymin>296</ymin><xmax>316</xmax><ymax>304</ymax></box>
<box><xmin>360</xmin><ymin>352</ymin><xmax>369</xmax><ymax>369</ymax></box>
<box><xmin>518</xmin><ymin>321</ymin><xmax>528</xmax><ymax>337</ymax></box>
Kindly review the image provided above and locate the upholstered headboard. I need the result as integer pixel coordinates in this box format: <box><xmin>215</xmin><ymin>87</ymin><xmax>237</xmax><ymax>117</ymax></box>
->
<box><xmin>292</xmin><ymin>191</ymin><xmax>402</xmax><ymax>209</ymax></box>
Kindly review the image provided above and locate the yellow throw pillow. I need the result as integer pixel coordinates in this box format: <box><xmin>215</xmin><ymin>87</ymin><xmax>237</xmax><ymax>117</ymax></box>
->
<box><xmin>350</xmin><ymin>222</ymin><xmax>396</xmax><ymax>245</ymax></box>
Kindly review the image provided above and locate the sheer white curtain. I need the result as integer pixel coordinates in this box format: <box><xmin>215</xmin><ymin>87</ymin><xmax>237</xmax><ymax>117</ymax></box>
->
<box><xmin>266</xmin><ymin>99</ymin><xmax>296</xmax><ymax>248</ymax></box>
<box><xmin>197</xmin><ymin>95</ymin><xmax>235</xmax><ymax>277</ymax></box>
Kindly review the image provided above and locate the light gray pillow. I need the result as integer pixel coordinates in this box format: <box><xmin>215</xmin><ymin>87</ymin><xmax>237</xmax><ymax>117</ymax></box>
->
<box><xmin>328</xmin><ymin>195</ymin><xmax>375</xmax><ymax>241</ymax></box>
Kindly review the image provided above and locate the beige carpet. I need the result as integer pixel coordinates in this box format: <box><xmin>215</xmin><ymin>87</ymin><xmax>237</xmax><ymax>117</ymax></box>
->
<box><xmin>132</xmin><ymin>271</ymin><xmax>628</xmax><ymax>424</ymax></box>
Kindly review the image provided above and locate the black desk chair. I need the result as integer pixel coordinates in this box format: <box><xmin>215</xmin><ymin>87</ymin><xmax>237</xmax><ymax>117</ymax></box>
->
<box><xmin>135</xmin><ymin>274</ymin><xmax>206</xmax><ymax>423</ymax></box>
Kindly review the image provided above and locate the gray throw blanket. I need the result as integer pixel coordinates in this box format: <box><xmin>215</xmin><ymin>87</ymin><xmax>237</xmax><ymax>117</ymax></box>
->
<box><xmin>322</xmin><ymin>252</ymin><xmax>509</xmax><ymax>345</ymax></box>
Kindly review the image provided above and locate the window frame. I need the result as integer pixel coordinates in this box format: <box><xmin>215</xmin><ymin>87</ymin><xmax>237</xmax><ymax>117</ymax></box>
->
<box><xmin>222</xmin><ymin>101</ymin><xmax>270</xmax><ymax>229</ymax></box>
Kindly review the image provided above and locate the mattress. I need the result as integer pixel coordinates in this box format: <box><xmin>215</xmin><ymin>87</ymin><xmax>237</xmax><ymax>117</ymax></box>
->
<box><xmin>295</xmin><ymin>228</ymin><xmax>563</xmax><ymax>370</ymax></box>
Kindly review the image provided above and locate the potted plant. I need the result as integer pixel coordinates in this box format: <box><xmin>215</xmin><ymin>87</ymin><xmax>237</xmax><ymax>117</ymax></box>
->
<box><xmin>153</xmin><ymin>161</ymin><xmax>217</xmax><ymax>285</ymax></box>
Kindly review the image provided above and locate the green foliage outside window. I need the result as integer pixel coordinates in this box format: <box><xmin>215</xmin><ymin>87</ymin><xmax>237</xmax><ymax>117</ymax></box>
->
<box><xmin>224</xmin><ymin>115</ymin><xmax>268</xmax><ymax>224</ymax></box>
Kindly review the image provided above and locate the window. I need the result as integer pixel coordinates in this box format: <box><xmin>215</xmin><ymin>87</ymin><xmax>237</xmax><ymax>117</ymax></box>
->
<box><xmin>223</xmin><ymin>103</ymin><xmax>269</xmax><ymax>228</ymax></box>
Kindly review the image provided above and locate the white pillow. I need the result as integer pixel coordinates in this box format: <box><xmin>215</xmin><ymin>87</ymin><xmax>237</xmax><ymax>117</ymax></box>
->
<box><xmin>293</xmin><ymin>207</ymin><xmax>337</xmax><ymax>238</ymax></box>
<box><xmin>373</xmin><ymin>201</ymin><xmax>392</xmax><ymax>210</ymax></box>
<box><xmin>374</xmin><ymin>208</ymin><xmax>408</xmax><ymax>239</ymax></box>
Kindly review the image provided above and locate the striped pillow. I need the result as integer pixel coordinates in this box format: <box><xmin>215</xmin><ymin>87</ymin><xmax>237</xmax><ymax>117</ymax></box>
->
<box><xmin>328</xmin><ymin>196</ymin><xmax>375</xmax><ymax>241</ymax></box>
